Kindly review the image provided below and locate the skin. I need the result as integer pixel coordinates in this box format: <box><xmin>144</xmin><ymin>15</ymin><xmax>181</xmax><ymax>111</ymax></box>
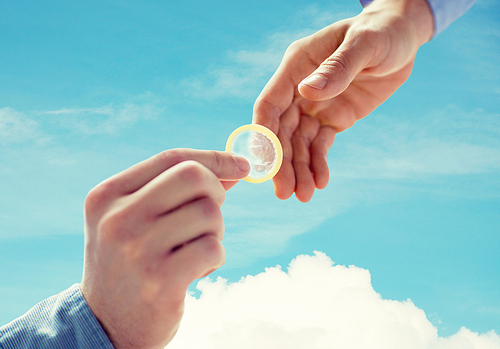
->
<box><xmin>80</xmin><ymin>149</ymin><xmax>250</xmax><ymax>349</ymax></box>
<box><xmin>253</xmin><ymin>0</ymin><xmax>434</xmax><ymax>202</ymax></box>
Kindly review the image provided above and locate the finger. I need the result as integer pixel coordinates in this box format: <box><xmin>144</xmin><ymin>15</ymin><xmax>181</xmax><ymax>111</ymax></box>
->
<box><xmin>273</xmin><ymin>160</ymin><xmax>295</xmax><ymax>200</ymax></box>
<box><xmin>252</xmin><ymin>35</ymin><xmax>324</xmax><ymax>132</ymax></box>
<box><xmin>272</xmin><ymin>104</ymin><xmax>301</xmax><ymax>200</ymax></box>
<box><xmin>162</xmin><ymin>233</ymin><xmax>226</xmax><ymax>289</ymax></box>
<box><xmin>221</xmin><ymin>180</ymin><xmax>239</xmax><ymax>191</ymax></box>
<box><xmin>254</xmin><ymin>20</ymin><xmax>350</xmax><ymax>131</ymax></box>
<box><xmin>137</xmin><ymin>160</ymin><xmax>227</xmax><ymax>217</ymax></box>
<box><xmin>102</xmin><ymin>149</ymin><xmax>250</xmax><ymax>197</ymax></box>
<box><xmin>252</xmin><ymin>58</ymin><xmax>297</xmax><ymax>134</ymax></box>
<box><xmin>310</xmin><ymin>126</ymin><xmax>337</xmax><ymax>190</ymax></box>
<box><xmin>298</xmin><ymin>27</ymin><xmax>380</xmax><ymax>102</ymax></box>
<box><xmin>147</xmin><ymin>197</ymin><xmax>224</xmax><ymax>256</ymax></box>
<box><xmin>292</xmin><ymin>115</ymin><xmax>321</xmax><ymax>202</ymax></box>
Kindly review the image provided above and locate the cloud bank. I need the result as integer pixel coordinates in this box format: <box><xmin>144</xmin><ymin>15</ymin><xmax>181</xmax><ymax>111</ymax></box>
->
<box><xmin>169</xmin><ymin>252</ymin><xmax>500</xmax><ymax>349</ymax></box>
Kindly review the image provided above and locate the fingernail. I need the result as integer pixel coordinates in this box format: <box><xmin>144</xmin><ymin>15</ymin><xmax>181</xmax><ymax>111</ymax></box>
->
<box><xmin>235</xmin><ymin>156</ymin><xmax>250</xmax><ymax>172</ymax></box>
<box><xmin>300</xmin><ymin>74</ymin><xmax>328</xmax><ymax>90</ymax></box>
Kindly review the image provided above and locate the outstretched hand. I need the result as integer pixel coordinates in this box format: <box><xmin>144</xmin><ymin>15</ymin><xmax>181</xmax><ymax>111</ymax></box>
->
<box><xmin>80</xmin><ymin>149</ymin><xmax>249</xmax><ymax>349</ymax></box>
<box><xmin>253</xmin><ymin>0</ymin><xmax>433</xmax><ymax>202</ymax></box>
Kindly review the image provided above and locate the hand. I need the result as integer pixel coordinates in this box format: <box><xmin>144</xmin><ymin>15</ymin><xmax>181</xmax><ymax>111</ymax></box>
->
<box><xmin>253</xmin><ymin>0</ymin><xmax>433</xmax><ymax>202</ymax></box>
<box><xmin>80</xmin><ymin>149</ymin><xmax>250</xmax><ymax>349</ymax></box>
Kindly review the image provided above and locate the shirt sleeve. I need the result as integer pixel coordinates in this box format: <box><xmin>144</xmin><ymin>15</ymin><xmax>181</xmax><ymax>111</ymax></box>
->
<box><xmin>0</xmin><ymin>284</ymin><xmax>115</xmax><ymax>349</ymax></box>
<box><xmin>359</xmin><ymin>0</ymin><xmax>476</xmax><ymax>37</ymax></box>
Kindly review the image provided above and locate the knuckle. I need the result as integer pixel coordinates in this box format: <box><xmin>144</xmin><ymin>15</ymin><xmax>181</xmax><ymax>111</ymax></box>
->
<box><xmin>285</xmin><ymin>38</ymin><xmax>306</xmax><ymax>57</ymax></box>
<box><xmin>285</xmin><ymin>40</ymin><xmax>300</xmax><ymax>56</ymax></box>
<box><xmin>178</xmin><ymin>161</ymin><xmax>210</xmax><ymax>185</ymax></box>
<box><xmin>205</xmin><ymin>239</ymin><xmax>226</xmax><ymax>267</ymax></box>
<box><xmin>346</xmin><ymin>25</ymin><xmax>389</xmax><ymax>67</ymax></box>
<box><xmin>199</xmin><ymin>198</ymin><xmax>223</xmax><ymax>225</ymax></box>
<box><xmin>175</xmin><ymin>161</ymin><xmax>226</xmax><ymax>205</ymax></box>
<box><xmin>195</xmin><ymin>237</ymin><xmax>226</xmax><ymax>273</ymax></box>
<box><xmin>178</xmin><ymin>161</ymin><xmax>218</xmax><ymax>191</ymax></box>
<box><xmin>353</xmin><ymin>26</ymin><xmax>385</xmax><ymax>52</ymax></box>
<box><xmin>97</xmin><ymin>206</ymin><xmax>133</xmax><ymax>242</ymax></box>
<box><xmin>210</xmin><ymin>150</ymin><xmax>224</xmax><ymax>175</ymax></box>
<box><xmin>84</xmin><ymin>180</ymin><xmax>115</xmax><ymax>218</ymax></box>
<box><xmin>322</xmin><ymin>51</ymin><xmax>351</xmax><ymax>77</ymax></box>
<box><xmin>157</xmin><ymin>148</ymin><xmax>187</xmax><ymax>166</ymax></box>
<box><xmin>349</xmin><ymin>25</ymin><xmax>378</xmax><ymax>40</ymax></box>
<box><xmin>254</xmin><ymin>98</ymin><xmax>282</xmax><ymax>132</ymax></box>
<box><xmin>122</xmin><ymin>240</ymin><xmax>147</xmax><ymax>264</ymax></box>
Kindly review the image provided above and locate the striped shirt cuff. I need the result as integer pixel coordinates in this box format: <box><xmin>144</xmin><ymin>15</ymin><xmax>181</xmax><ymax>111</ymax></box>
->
<box><xmin>0</xmin><ymin>284</ymin><xmax>115</xmax><ymax>349</ymax></box>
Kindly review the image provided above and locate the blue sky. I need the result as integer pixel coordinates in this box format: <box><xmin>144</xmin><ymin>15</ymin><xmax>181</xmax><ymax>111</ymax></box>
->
<box><xmin>1</xmin><ymin>0</ymin><xmax>499</xmax><ymax>345</ymax></box>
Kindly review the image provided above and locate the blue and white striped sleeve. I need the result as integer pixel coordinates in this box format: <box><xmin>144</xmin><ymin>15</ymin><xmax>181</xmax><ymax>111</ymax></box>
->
<box><xmin>359</xmin><ymin>0</ymin><xmax>476</xmax><ymax>37</ymax></box>
<box><xmin>0</xmin><ymin>284</ymin><xmax>115</xmax><ymax>349</ymax></box>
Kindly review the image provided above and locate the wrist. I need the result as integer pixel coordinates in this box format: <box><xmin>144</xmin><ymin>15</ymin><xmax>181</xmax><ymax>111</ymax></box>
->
<box><xmin>362</xmin><ymin>0</ymin><xmax>434</xmax><ymax>46</ymax></box>
<box><xmin>404</xmin><ymin>0</ymin><xmax>434</xmax><ymax>44</ymax></box>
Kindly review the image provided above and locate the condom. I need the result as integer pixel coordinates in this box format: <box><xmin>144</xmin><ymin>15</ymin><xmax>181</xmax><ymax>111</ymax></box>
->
<box><xmin>226</xmin><ymin>124</ymin><xmax>283</xmax><ymax>183</ymax></box>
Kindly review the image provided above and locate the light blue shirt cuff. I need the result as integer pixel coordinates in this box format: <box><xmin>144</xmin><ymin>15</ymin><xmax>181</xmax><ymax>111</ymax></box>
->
<box><xmin>359</xmin><ymin>0</ymin><xmax>475</xmax><ymax>37</ymax></box>
<box><xmin>0</xmin><ymin>284</ymin><xmax>115</xmax><ymax>349</ymax></box>
<box><xmin>425</xmin><ymin>0</ymin><xmax>475</xmax><ymax>36</ymax></box>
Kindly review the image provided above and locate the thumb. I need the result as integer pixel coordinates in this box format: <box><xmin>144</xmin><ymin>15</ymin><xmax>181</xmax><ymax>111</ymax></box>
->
<box><xmin>218</xmin><ymin>153</ymin><xmax>251</xmax><ymax>191</ymax></box>
<box><xmin>298</xmin><ymin>36</ymin><xmax>377</xmax><ymax>101</ymax></box>
<box><xmin>203</xmin><ymin>151</ymin><xmax>250</xmax><ymax>181</ymax></box>
<box><xmin>205</xmin><ymin>151</ymin><xmax>250</xmax><ymax>191</ymax></box>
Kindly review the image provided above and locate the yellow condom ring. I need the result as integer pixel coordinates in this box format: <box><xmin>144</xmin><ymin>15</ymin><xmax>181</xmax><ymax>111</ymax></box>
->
<box><xmin>226</xmin><ymin>124</ymin><xmax>283</xmax><ymax>183</ymax></box>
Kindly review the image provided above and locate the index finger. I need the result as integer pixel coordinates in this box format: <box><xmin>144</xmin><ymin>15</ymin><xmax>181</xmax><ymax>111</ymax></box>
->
<box><xmin>252</xmin><ymin>49</ymin><xmax>300</xmax><ymax>134</ymax></box>
<box><xmin>102</xmin><ymin>149</ymin><xmax>250</xmax><ymax>197</ymax></box>
<box><xmin>252</xmin><ymin>21</ymin><xmax>349</xmax><ymax>132</ymax></box>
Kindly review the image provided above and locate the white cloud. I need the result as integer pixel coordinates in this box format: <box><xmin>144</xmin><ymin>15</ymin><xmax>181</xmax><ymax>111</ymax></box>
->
<box><xmin>0</xmin><ymin>107</ymin><xmax>49</xmax><ymax>145</ymax></box>
<box><xmin>334</xmin><ymin>139</ymin><xmax>500</xmax><ymax>180</ymax></box>
<box><xmin>0</xmin><ymin>100</ymin><xmax>165</xmax><ymax>238</ymax></box>
<box><xmin>444</xmin><ymin>8</ymin><xmax>499</xmax><ymax>92</ymax></box>
<box><xmin>41</xmin><ymin>102</ymin><xmax>163</xmax><ymax>135</ymax></box>
<box><xmin>479</xmin><ymin>307</ymin><xmax>500</xmax><ymax>316</ymax></box>
<box><xmin>331</xmin><ymin>106</ymin><xmax>500</xmax><ymax>180</ymax></box>
<box><xmin>169</xmin><ymin>252</ymin><xmax>500</xmax><ymax>349</ymax></box>
<box><xmin>182</xmin><ymin>30</ymin><xmax>312</xmax><ymax>100</ymax></box>
<box><xmin>432</xmin><ymin>328</ymin><xmax>500</xmax><ymax>349</ymax></box>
